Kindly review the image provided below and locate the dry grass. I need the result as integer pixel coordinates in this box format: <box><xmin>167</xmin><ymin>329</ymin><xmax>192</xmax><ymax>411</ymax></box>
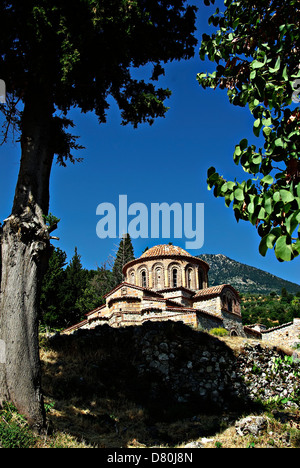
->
<box><xmin>217</xmin><ymin>335</ymin><xmax>296</xmax><ymax>357</ymax></box>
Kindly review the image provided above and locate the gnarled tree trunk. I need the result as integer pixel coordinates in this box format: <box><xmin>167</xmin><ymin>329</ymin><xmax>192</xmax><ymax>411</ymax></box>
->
<box><xmin>0</xmin><ymin>90</ymin><xmax>54</xmax><ymax>430</ymax></box>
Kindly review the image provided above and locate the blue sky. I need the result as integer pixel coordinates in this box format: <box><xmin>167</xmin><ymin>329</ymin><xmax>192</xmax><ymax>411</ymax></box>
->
<box><xmin>0</xmin><ymin>1</ymin><xmax>299</xmax><ymax>286</ymax></box>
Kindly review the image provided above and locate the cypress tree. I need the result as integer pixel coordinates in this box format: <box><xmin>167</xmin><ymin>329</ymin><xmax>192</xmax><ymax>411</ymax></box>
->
<box><xmin>112</xmin><ymin>234</ymin><xmax>135</xmax><ymax>286</ymax></box>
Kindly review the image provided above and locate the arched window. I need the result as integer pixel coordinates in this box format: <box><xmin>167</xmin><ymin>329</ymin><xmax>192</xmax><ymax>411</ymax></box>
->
<box><xmin>228</xmin><ymin>297</ymin><xmax>233</xmax><ymax>313</ymax></box>
<box><xmin>198</xmin><ymin>269</ymin><xmax>203</xmax><ymax>289</ymax></box>
<box><xmin>187</xmin><ymin>268</ymin><xmax>193</xmax><ymax>289</ymax></box>
<box><xmin>141</xmin><ymin>270</ymin><xmax>147</xmax><ymax>288</ymax></box>
<box><xmin>130</xmin><ymin>271</ymin><xmax>135</xmax><ymax>285</ymax></box>
<box><xmin>173</xmin><ymin>268</ymin><xmax>178</xmax><ymax>288</ymax></box>
<box><xmin>155</xmin><ymin>267</ymin><xmax>163</xmax><ymax>289</ymax></box>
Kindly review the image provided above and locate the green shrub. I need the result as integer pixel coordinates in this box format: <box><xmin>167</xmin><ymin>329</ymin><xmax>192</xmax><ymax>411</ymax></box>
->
<box><xmin>209</xmin><ymin>328</ymin><xmax>229</xmax><ymax>337</ymax></box>
<box><xmin>0</xmin><ymin>421</ymin><xmax>37</xmax><ymax>448</ymax></box>
<box><xmin>0</xmin><ymin>403</ymin><xmax>37</xmax><ymax>448</ymax></box>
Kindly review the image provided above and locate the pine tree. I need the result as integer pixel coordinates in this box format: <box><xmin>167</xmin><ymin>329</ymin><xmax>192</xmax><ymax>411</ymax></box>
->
<box><xmin>76</xmin><ymin>265</ymin><xmax>114</xmax><ymax>316</ymax></box>
<box><xmin>112</xmin><ymin>234</ymin><xmax>135</xmax><ymax>286</ymax></box>
<box><xmin>39</xmin><ymin>247</ymin><xmax>67</xmax><ymax>329</ymax></box>
<box><xmin>59</xmin><ymin>247</ymin><xmax>90</xmax><ymax>327</ymax></box>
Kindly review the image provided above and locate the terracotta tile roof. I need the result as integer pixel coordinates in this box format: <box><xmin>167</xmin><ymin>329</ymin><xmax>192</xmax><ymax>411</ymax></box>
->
<box><xmin>140</xmin><ymin>244</ymin><xmax>192</xmax><ymax>258</ymax></box>
<box><xmin>193</xmin><ymin>284</ymin><xmax>240</xmax><ymax>300</ymax></box>
<box><xmin>104</xmin><ymin>282</ymin><xmax>164</xmax><ymax>299</ymax></box>
<box><xmin>63</xmin><ymin>319</ymin><xmax>88</xmax><ymax>333</ymax></box>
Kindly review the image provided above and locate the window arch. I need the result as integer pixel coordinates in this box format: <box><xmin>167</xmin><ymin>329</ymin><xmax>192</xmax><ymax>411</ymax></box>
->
<box><xmin>172</xmin><ymin>268</ymin><xmax>178</xmax><ymax>288</ymax></box>
<box><xmin>168</xmin><ymin>262</ymin><xmax>182</xmax><ymax>288</ymax></box>
<box><xmin>130</xmin><ymin>271</ymin><xmax>135</xmax><ymax>285</ymax></box>
<box><xmin>141</xmin><ymin>270</ymin><xmax>147</xmax><ymax>288</ymax></box>
<box><xmin>151</xmin><ymin>262</ymin><xmax>165</xmax><ymax>289</ymax></box>
<box><xmin>138</xmin><ymin>265</ymin><xmax>148</xmax><ymax>288</ymax></box>
<box><xmin>198</xmin><ymin>268</ymin><xmax>204</xmax><ymax>289</ymax></box>
<box><xmin>155</xmin><ymin>266</ymin><xmax>164</xmax><ymax>289</ymax></box>
<box><xmin>128</xmin><ymin>269</ymin><xmax>135</xmax><ymax>285</ymax></box>
<box><xmin>186</xmin><ymin>267</ymin><xmax>194</xmax><ymax>289</ymax></box>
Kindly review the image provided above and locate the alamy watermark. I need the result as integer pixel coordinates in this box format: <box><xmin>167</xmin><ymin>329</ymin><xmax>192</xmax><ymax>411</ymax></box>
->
<box><xmin>292</xmin><ymin>79</ymin><xmax>300</xmax><ymax>104</ymax></box>
<box><xmin>96</xmin><ymin>195</ymin><xmax>204</xmax><ymax>250</ymax></box>
<box><xmin>0</xmin><ymin>340</ymin><xmax>6</xmax><ymax>364</ymax></box>
<box><xmin>0</xmin><ymin>79</ymin><xmax>6</xmax><ymax>104</ymax></box>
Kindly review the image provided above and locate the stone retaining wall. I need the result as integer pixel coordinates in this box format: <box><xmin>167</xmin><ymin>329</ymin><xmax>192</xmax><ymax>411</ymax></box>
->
<box><xmin>57</xmin><ymin>321</ymin><xmax>300</xmax><ymax>413</ymax></box>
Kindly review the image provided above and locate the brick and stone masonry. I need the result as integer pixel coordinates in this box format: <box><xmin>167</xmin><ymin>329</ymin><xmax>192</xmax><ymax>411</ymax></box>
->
<box><xmin>64</xmin><ymin>244</ymin><xmax>245</xmax><ymax>337</ymax></box>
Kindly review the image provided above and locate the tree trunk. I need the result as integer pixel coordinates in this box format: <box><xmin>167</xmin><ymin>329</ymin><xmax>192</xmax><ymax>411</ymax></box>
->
<box><xmin>0</xmin><ymin>89</ymin><xmax>54</xmax><ymax>430</ymax></box>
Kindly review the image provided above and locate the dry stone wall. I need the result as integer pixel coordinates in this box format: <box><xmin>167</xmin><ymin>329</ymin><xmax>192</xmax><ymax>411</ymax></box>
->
<box><xmin>262</xmin><ymin>319</ymin><xmax>300</xmax><ymax>349</ymax></box>
<box><xmin>51</xmin><ymin>321</ymin><xmax>300</xmax><ymax>416</ymax></box>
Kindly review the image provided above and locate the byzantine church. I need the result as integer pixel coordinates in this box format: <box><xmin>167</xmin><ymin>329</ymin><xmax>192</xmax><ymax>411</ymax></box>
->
<box><xmin>65</xmin><ymin>244</ymin><xmax>248</xmax><ymax>337</ymax></box>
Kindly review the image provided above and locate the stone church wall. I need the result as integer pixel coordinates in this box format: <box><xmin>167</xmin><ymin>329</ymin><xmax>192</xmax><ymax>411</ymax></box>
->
<box><xmin>193</xmin><ymin>297</ymin><xmax>222</xmax><ymax>317</ymax></box>
<box><xmin>222</xmin><ymin>310</ymin><xmax>246</xmax><ymax>337</ymax></box>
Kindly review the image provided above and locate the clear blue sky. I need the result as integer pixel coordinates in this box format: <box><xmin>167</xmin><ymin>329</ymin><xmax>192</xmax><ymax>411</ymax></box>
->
<box><xmin>0</xmin><ymin>1</ymin><xmax>299</xmax><ymax>286</ymax></box>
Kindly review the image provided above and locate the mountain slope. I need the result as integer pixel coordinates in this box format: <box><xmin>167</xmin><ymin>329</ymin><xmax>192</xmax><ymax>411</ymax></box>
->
<box><xmin>198</xmin><ymin>254</ymin><xmax>300</xmax><ymax>295</ymax></box>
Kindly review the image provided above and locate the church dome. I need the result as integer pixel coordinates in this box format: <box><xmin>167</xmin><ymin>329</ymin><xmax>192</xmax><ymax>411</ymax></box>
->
<box><xmin>140</xmin><ymin>244</ymin><xmax>192</xmax><ymax>259</ymax></box>
<box><xmin>123</xmin><ymin>244</ymin><xmax>209</xmax><ymax>292</ymax></box>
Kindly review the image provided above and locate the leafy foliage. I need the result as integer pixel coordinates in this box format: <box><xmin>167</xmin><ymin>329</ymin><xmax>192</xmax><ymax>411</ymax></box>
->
<box><xmin>241</xmin><ymin>289</ymin><xmax>300</xmax><ymax>328</ymax></box>
<box><xmin>198</xmin><ymin>0</ymin><xmax>300</xmax><ymax>262</ymax></box>
<box><xmin>0</xmin><ymin>403</ymin><xmax>37</xmax><ymax>448</ymax></box>
<box><xmin>0</xmin><ymin>0</ymin><xmax>198</xmax><ymax>157</ymax></box>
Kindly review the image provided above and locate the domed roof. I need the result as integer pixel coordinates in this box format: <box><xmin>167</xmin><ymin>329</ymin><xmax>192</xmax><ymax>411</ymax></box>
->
<box><xmin>140</xmin><ymin>244</ymin><xmax>192</xmax><ymax>258</ymax></box>
<box><xmin>122</xmin><ymin>244</ymin><xmax>209</xmax><ymax>275</ymax></box>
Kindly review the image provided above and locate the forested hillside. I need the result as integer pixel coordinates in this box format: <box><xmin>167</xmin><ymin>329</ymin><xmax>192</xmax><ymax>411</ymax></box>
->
<box><xmin>241</xmin><ymin>290</ymin><xmax>300</xmax><ymax>329</ymax></box>
<box><xmin>199</xmin><ymin>254</ymin><xmax>300</xmax><ymax>295</ymax></box>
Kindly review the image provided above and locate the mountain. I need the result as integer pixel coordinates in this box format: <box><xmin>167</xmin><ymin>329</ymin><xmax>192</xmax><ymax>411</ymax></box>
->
<box><xmin>198</xmin><ymin>254</ymin><xmax>300</xmax><ymax>296</ymax></box>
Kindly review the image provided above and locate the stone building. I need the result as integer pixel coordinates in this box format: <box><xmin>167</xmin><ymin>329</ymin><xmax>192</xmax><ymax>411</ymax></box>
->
<box><xmin>247</xmin><ymin>319</ymin><xmax>300</xmax><ymax>349</ymax></box>
<box><xmin>65</xmin><ymin>244</ymin><xmax>246</xmax><ymax>336</ymax></box>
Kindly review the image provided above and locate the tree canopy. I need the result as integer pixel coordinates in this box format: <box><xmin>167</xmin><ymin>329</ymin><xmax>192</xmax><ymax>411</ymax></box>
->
<box><xmin>198</xmin><ymin>0</ymin><xmax>300</xmax><ymax>262</ymax></box>
<box><xmin>0</xmin><ymin>0</ymin><xmax>198</xmax><ymax>157</ymax></box>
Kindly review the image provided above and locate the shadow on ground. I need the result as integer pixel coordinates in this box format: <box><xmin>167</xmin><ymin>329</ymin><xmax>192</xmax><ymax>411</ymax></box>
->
<box><xmin>41</xmin><ymin>321</ymin><xmax>261</xmax><ymax>447</ymax></box>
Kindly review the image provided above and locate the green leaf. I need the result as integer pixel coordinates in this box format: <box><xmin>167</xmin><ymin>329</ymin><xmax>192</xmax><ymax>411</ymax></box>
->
<box><xmin>261</xmin><ymin>175</ymin><xmax>274</xmax><ymax>185</ymax></box>
<box><xmin>262</xmin><ymin>117</ymin><xmax>272</xmax><ymax>127</ymax></box>
<box><xmin>234</xmin><ymin>188</ymin><xmax>244</xmax><ymax>201</ymax></box>
<box><xmin>257</xmin><ymin>206</ymin><xmax>266</xmax><ymax>220</ymax></box>
<box><xmin>221</xmin><ymin>182</ymin><xmax>228</xmax><ymax>193</ymax></box>
<box><xmin>260</xmin><ymin>228</ymin><xmax>280</xmax><ymax>256</ymax></box>
<box><xmin>274</xmin><ymin>56</ymin><xmax>281</xmax><ymax>72</ymax></box>
<box><xmin>252</xmin><ymin>60</ymin><xmax>265</xmax><ymax>69</ymax></box>
<box><xmin>240</xmin><ymin>138</ymin><xmax>248</xmax><ymax>150</ymax></box>
<box><xmin>279</xmin><ymin>190</ymin><xmax>294</xmax><ymax>203</ymax></box>
<box><xmin>286</xmin><ymin>210</ymin><xmax>300</xmax><ymax>235</ymax></box>
<box><xmin>275</xmin><ymin>138</ymin><xmax>284</xmax><ymax>147</ymax></box>
<box><xmin>282</xmin><ymin>65</ymin><xmax>289</xmax><ymax>81</ymax></box>
<box><xmin>293</xmin><ymin>239</ymin><xmax>300</xmax><ymax>256</ymax></box>
<box><xmin>253</xmin><ymin>118</ymin><xmax>262</xmax><ymax>137</ymax></box>
<box><xmin>275</xmin><ymin>236</ymin><xmax>293</xmax><ymax>261</ymax></box>
<box><xmin>263</xmin><ymin>126</ymin><xmax>272</xmax><ymax>137</ymax></box>
<box><xmin>259</xmin><ymin>236</ymin><xmax>268</xmax><ymax>256</ymax></box>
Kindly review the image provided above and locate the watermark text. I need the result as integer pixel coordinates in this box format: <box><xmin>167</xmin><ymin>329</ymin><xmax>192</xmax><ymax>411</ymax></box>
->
<box><xmin>96</xmin><ymin>195</ymin><xmax>204</xmax><ymax>250</ymax></box>
<box><xmin>0</xmin><ymin>79</ymin><xmax>6</xmax><ymax>104</ymax></box>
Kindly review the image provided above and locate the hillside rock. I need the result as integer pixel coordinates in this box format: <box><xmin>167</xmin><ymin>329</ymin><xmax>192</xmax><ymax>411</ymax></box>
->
<box><xmin>235</xmin><ymin>416</ymin><xmax>268</xmax><ymax>437</ymax></box>
<box><xmin>198</xmin><ymin>254</ymin><xmax>300</xmax><ymax>295</ymax></box>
